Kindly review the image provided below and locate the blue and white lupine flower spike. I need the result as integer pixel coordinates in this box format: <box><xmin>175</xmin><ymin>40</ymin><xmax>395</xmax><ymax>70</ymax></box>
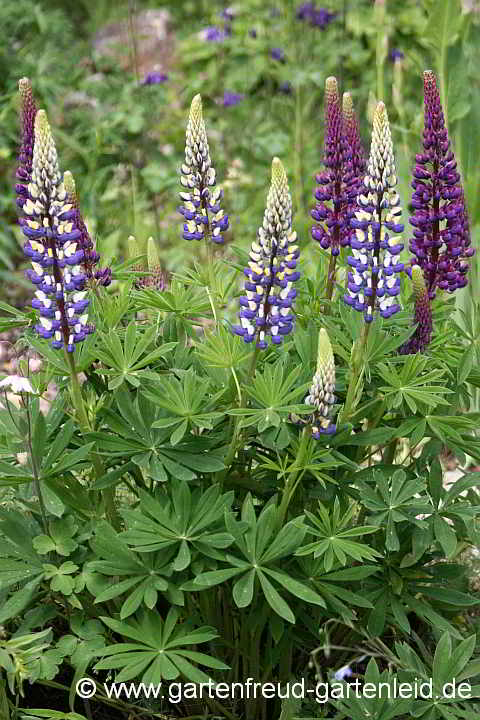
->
<box><xmin>178</xmin><ymin>94</ymin><xmax>229</xmax><ymax>245</ymax></box>
<box><xmin>344</xmin><ymin>101</ymin><xmax>404</xmax><ymax>323</ymax></box>
<box><xmin>21</xmin><ymin>110</ymin><xmax>93</xmax><ymax>352</ymax></box>
<box><xmin>233</xmin><ymin>157</ymin><xmax>300</xmax><ymax>349</ymax></box>
<box><xmin>306</xmin><ymin>328</ymin><xmax>336</xmax><ymax>437</ymax></box>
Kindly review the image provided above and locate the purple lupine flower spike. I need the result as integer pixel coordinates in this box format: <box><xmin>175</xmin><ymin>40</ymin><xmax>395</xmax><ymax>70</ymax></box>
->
<box><xmin>21</xmin><ymin>110</ymin><xmax>92</xmax><ymax>352</ymax></box>
<box><xmin>400</xmin><ymin>265</ymin><xmax>432</xmax><ymax>355</ymax></box>
<box><xmin>409</xmin><ymin>71</ymin><xmax>474</xmax><ymax>297</ymax></box>
<box><xmin>232</xmin><ymin>158</ymin><xmax>300</xmax><ymax>349</ymax></box>
<box><xmin>311</xmin><ymin>77</ymin><xmax>348</xmax><ymax>256</ymax></box>
<box><xmin>178</xmin><ymin>94</ymin><xmax>229</xmax><ymax>245</ymax></box>
<box><xmin>63</xmin><ymin>171</ymin><xmax>111</xmax><ymax>287</ymax></box>
<box><xmin>16</xmin><ymin>78</ymin><xmax>37</xmax><ymax>210</ymax></box>
<box><xmin>342</xmin><ymin>92</ymin><xmax>367</xmax><ymax>224</ymax></box>
<box><xmin>344</xmin><ymin>102</ymin><xmax>404</xmax><ymax>323</ymax></box>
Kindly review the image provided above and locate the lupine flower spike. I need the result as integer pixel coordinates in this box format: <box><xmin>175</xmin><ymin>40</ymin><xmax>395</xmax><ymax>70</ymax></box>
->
<box><xmin>409</xmin><ymin>71</ymin><xmax>474</xmax><ymax>297</ymax></box>
<box><xmin>128</xmin><ymin>236</ymin><xmax>167</xmax><ymax>291</ymax></box>
<box><xmin>311</xmin><ymin>77</ymin><xmax>347</xmax><ymax>257</ymax></box>
<box><xmin>16</xmin><ymin>78</ymin><xmax>37</xmax><ymax>210</ymax></box>
<box><xmin>178</xmin><ymin>94</ymin><xmax>229</xmax><ymax>245</ymax></box>
<box><xmin>342</xmin><ymin>92</ymin><xmax>367</xmax><ymax>236</ymax></box>
<box><xmin>21</xmin><ymin>110</ymin><xmax>93</xmax><ymax>352</ymax></box>
<box><xmin>128</xmin><ymin>234</ymin><xmax>144</xmax><ymax>285</ymax></box>
<box><xmin>344</xmin><ymin>101</ymin><xmax>404</xmax><ymax>323</ymax></box>
<box><xmin>145</xmin><ymin>237</ymin><xmax>167</xmax><ymax>291</ymax></box>
<box><xmin>306</xmin><ymin>328</ymin><xmax>336</xmax><ymax>437</ymax></box>
<box><xmin>400</xmin><ymin>265</ymin><xmax>432</xmax><ymax>355</ymax></box>
<box><xmin>233</xmin><ymin>157</ymin><xmax>300</xmax><ymax>349</ymax></box>
<box><xmin>63</xmin><ymin>172</ymin><xmax>112</xmax><ymax>287</ymax></box>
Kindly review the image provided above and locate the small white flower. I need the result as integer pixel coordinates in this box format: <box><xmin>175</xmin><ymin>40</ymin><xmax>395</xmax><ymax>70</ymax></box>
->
<box><xmin>0</xmin><ymin>375</ymin><xmax>34</xmax><ymax>394</ymax></box>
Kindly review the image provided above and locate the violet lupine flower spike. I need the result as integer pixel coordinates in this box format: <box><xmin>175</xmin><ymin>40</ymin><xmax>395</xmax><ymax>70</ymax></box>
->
<box><xmin>399</xmin><ymin>265</ymin><xmax>432</xmax><ymax>355</ymax></box>
<box><xmin>63</xmin><ymin>172</ymin><xmax>111</xmax><ymax>287</ymax></box>
<box><xmin>21</xmin><ymin>110</ymin><xmax>92</xmax><ymax>352</ymax></box>
<box><xmin>409</xmin><ymin>71</ymin><xmax>474</xmax><ymax>297</ymax></box>
<box><xmin>233</xmin><ymin>157</ymin><xmax>300</xmax><ymax>349</ymax></box>
<box><xmin>344</xmin><ymin>101</ymin><xmax>404</xmax><ymax>323</ymax></box>
<box><xmin>16</xmin><ymin>78</ymin><xmax>37</xmax><ymax>211</ymax></box>
<box><xmin>311</xmin><ymin>77</ymin><xmax>347</xmax><ymax>258</ymax></box>
<box><xmin>178</xmin><ymin>94</ymin><xmax>229</xmax><ymax>245</ymax></box>
<box><xmin>342</xmin><ymin>92</ymin><xmax>367</xmax><ymax>234</ymax></box>
<box><xmin>306</xmin><ymin>328</ymin><xmax>336</xmax><ymax>437</ymax></box>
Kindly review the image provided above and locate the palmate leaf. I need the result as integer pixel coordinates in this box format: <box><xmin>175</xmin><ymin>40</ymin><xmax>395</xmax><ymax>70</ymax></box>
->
<box><xmin>195</xmin><ymin>324</ymin><xmax>251</xmax><ymax>370</ymax></box>
<box><xmin>356</xmin><ymin>470</ymin><xmax>431</xmax><ymax>552</ymax></box>
<box><xmin>121</xmin><ymin>482</ymin><xmax>234</xmax><ymax>567</ymax></box>
<box><xmin>88</xmin><ymin>522</ymin><xmax>176</xmax><ymax>618</ymax></box>
<box><xmin>145</xmin><ymin>368</ymin><xmax>226</xmax><ymax>439</ymax></box>
<box><xmin>192</xmin><ymin>495</ymin><xmax>325</xmax><ymax>623</ymax></box>
<box><xmin>92</xmin><ymin>391</ymin><xmax>224</xmax><ymax>481</ymax></box>
<box><xmin>94</xmin><ymin>322</ymin><xmax>176</xmax><ymax>389</ymax></box>
<box><xmin>95</xmin><ymin>608</ymin><xmax>228</xmax><ymax>684</ymax></box>
<box><xmin>135</xmin><ymin>281</ymin><xmax>211</xmax><ymax>320</ymax></box>
<box><xmin>295</xmin><ymin>498</ymin><xmax>381</xmax><ymax>571</ymax></box>
<box><xmin>376</xmin><ymin>356</ymin><xmax>452</xmax><ymax>413</ymax></box>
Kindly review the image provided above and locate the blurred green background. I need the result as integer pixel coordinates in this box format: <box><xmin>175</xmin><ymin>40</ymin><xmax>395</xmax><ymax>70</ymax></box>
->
<box><xmin>0</xmin><ymin>0</ymin><xmax>479</xmax><ymax>304</ymax></box>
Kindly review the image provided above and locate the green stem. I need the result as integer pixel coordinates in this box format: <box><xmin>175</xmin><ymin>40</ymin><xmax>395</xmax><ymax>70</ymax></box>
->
<box><xmin>204</xmin><ymin>238</ymin><xmax>219</xmax><ymax>325</ymax></box>
<box><xmin>24</xmin><ymin>394</ymin><xmax>48</xmax><ymax>534</ymax></box>
<box><xmin>248</xmin><ymin>345</ymin><xmax>260</xmax><ymax>380</ymax></box>
<box><xmin>277</xmin><ymin>427</ymin><xmax>309</xmax><ymax>527</ymax></box>
<box><xmin>383</xmin><ymin>436</ymin><xmax>398</xmax><ymax>465</ymax></box>
<box><xmin>65</xmin><ymin>351</ymin><xmax>120</xmax><ymax>530</ymax></box>
<box><xmin>340</xmin><ymin>322</ymin><xmax>371</xmax><ymax>424</ymax></box>
<box><xmin>325</xmin><ymin>253</ymin><xmax>337</xmax><ymax>306</ymax></box>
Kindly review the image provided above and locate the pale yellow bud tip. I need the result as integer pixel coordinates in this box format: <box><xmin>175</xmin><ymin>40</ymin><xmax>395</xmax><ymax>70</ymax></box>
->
<box><xmin>326</xmin><ymin>76</ymin><xmax>337</xmax><ymax>90</ymax></box>
<box><xmin>342</xmin><ymin>92</ymin><xmax>353</xmax><ymax>113</ymax></box>
<box><xmin>271</xmin><ymin>157</ymin><xmax>287</xmax><ymax>185</ymax></box>
<box><xmin>190</xmin><ymin>94</ymin><xmax>203</xmax><ymax>117</ymax></box>
<box><xmin>63</xmin><ymin>171</ymin><xmax>75</xmax><ymax>196</ymax></box>
<box><xmin>18</xmin><ymin>77</ymin><xmax>32</xmax><ymax>95</ymax></box>
<box><xmin>411</xmin><ymin>265</ymin><xmax>427</xmax><ymax>295</ymax></box>
<box><xmin>147</xmin><ymin>237</ymin><xmax>161</xmax><ymax>270</ymax></box>
<box><xmin>317</xmin><ymin>328</ymin><xmax>334</xmax><ymax>372</ymax></box>
<box><xmin>35</xmin><ymin>109</ymin><xmax>48</xmax><ymax>131</ymax></box>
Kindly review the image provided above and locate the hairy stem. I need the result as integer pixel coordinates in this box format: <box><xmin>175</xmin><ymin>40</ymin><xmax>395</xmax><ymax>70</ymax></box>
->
<box><xmin>24</xmin><ymin>393</ymin><xmax>48</xmax><ymax>534</ymax></box>
<box><xmin>341</xmin><ymin>322</ymin><xmax>371</xmax><ymax>423</ymax></box>
<box><xmin>65</xmin><ymin>351</ymin><xmax>120</xmax><ymax>530</ymax></box>
<box><xmin>277</xmin><ymin>427</ymin><xmax>309</xmax><ymax>527</ymax></box>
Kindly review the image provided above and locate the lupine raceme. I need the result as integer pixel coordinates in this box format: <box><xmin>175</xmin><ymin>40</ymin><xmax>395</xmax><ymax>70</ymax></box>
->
<box><xmin>233</xmin><ymin>157</ymin><xmax>300</xmax><ymax>349</ymax></box>
<box><xmin>178</xmin><ymin>94</ymin><xmax>229</xmax><ymax>245</ymax></box>
<box><xmin>400</xmin><ymin>265</ymin><xmax>432</xmax><ymax>355</ymax></box>
<box><xmin>311</xmin><ymin>77</ymin><xmax>347</xmax><ymax>257</ymax></box>
<box><xmin>16</xmin><ymin>78</ymin><xmax>37</xmax><ymax>211</ymax></box>
<box><xmin>20</xmin><ymin>109</ymin><xmax>93</xmax><ymax>352</ymax></box>
<box><xmin>344</xmin><ymin>101</ymin><xmax>404</xmax><ymax>323</ymax></box>
<box><xmin>306</xmin><ymin>328</ymin><xmax>337</xmax><ymax>437</ymax></box>
<box><xmin>342</xmin><ymin>91</ymin><xmax>367</xmax><ymax>237</ymax></box>
<box><xmin>409</xmin><ymin>70</ymin><xmax>474</xmax><ymax>297</ymax></box>
<box><xmin>311</xmin><ymin>79</ymin><xmax>366</xmax><ymax>257</ymax></box>
<box><xmin>63</xmin><ymin>171</ymin><xmax>112</xmax><ymax>287</ymax></box>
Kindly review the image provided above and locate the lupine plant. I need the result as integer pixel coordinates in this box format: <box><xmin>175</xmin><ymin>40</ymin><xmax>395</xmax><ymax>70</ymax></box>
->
<box><xmin>0</xmin><ymin>56</ymin><xmax>480</xmax><ymax>720</ymax></box>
